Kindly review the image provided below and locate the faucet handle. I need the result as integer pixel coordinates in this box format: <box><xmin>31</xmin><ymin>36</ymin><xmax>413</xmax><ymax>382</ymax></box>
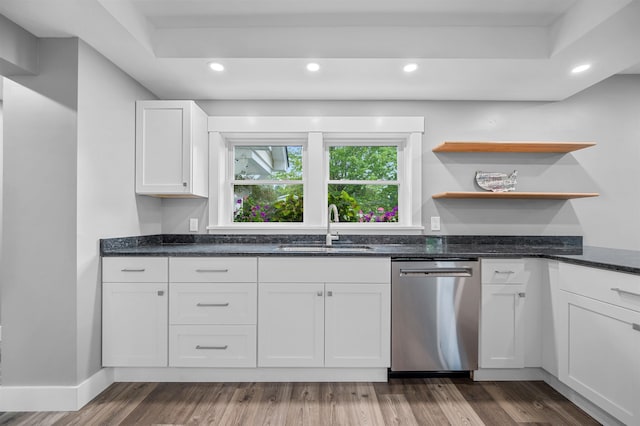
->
<box><xmin>326</xmin><ymin>232</ymin><xmax>339</xmax><ymax>245</ymax></box>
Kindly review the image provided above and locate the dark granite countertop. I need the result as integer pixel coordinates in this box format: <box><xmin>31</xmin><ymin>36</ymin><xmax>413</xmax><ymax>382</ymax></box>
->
<box><xmin>544</xmin><ymin>246</ymin><xmax>640</xmax><ymax>275</ymax></box>
<box><xmin>100</xmin><ymin>234</ymin><xmax>640</xmax><ymax>275</ymax></box>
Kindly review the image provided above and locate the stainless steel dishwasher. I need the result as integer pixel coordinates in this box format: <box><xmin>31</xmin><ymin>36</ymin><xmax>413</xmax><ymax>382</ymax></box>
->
<box><xmin>391</xmin><ymin>259</ymin><xmax>480</xmax><ymax>373</ymax></box>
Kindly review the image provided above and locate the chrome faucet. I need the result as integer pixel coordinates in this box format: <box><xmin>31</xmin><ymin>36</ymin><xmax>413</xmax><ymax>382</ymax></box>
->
<box><xmin>326</xmin><ymin>204</ymin><xmax>340</xmax><ymax>246</ymax></box>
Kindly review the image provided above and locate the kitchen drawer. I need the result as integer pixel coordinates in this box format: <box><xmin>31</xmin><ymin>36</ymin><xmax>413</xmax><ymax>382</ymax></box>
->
<box><xmin>169</xmin><ymin>325</ymin><xmax>256</xmax><ymax>367</ymax></box>
<box><xmin>259</xmin><ymin>257</ymin><xmax>390</xmax><ymax>283</ymax></box>
<box><xmin>170</xmin><ymin>282</ymin><xmax>257</xmax><ymax>325</ymax></box>
<box><xmin>560</xmin><ymin>262</ymin><xmax>640</xmax><ymax>312</ymax></box>
<box><xmin>103</xmin><ymin>257</ymin><xmax>168</xmax><ymax>282</ymax></box>
<box><xmin>170</xmin><ymin>258</ymin><xmax>257</xmax><ymax>283</ymax></box>
<box><xmin>481</xmin><ymin>259</ymin><xmax>526</xmax><ymax>284</ymax></box>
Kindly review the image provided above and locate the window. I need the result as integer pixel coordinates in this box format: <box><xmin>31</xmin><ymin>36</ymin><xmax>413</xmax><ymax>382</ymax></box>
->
<box><xmin>208</xmin><ymin>117</ymin><xmax>423</xmax><ymax>232</ymax></box>
<box><xmin>328</xmin><ymin>144</ymin><xmax>399</xmax><ymax>223</ymax></box>
<box><xmin>232</xmin><ymin>144</ymin><xmax>304</xmax><ymax>222</ymax></box>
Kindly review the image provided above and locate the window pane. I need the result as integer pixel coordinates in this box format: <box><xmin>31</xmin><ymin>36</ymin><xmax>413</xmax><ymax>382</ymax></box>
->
<box><xmin>234</xmin><ymin>145</ymin><xmax>303</xmax><ymax>180</ymax></box>
<box><xmin>328</xmin><ymin>184</ymin><xmax>398</xmax><ymax>223</ymax></box>
<box><xmin>234</xmin><ymin>184</ymin><xmax>303</xmax><ymax>222</ymax></box>
<box><xmin>329</xmin><ymin>146</ymin><xmax>397</xmax><ymax>181</ymax></box>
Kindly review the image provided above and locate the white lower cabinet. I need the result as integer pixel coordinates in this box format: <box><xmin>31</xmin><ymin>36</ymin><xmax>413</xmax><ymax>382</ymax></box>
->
<box><xmin>558</xmin><ymin>263</ymin><xmax>640</xmax><ymax>426</ymax></box>
<box><xmin>102</xmin><ymin>257</ymin><xmax>169</xmax><ymax>367</ymax></box>
<box><xmin>559</xmin><ymin>292</ymin><xmax>640</xmax><ymax>426</ymax></box>
<box><xmin>257</xmin><ymin>257</ymin><xmax>391</xmax><ymax>369</ymax></box>
<box><xmin>480</xmin><ymin>284</ymin><xmax>526</xmax><ymax>368</ymax></box>
<box><xmin>168</xmin><ymin>258</ymin><xmax>258</xmax><ymax>368</ymax></box>
<box><xmin>479</xmin><ymin>258</ymin><xmax>532</xmax><ymax>369</ymax></box>
<box><xmin>102</xmin><ymin>282</ymin><xmax>168</xmax><ymax>367</ymax></box>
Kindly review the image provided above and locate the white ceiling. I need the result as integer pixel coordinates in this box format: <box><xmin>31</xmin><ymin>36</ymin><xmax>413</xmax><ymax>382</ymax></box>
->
<box><xmin>1</xmin><ymin>0</ymin><xmax>639</xmax><ymax>101</ymax></box>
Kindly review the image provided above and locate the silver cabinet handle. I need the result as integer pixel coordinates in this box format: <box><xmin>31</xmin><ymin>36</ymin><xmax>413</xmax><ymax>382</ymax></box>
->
<box><xmin>183</xmin><ymin>182</ymin><xmax>187</xmax><ymax>187</ymax></box>
<box><xmin>317</xmin><ymin>291</ymin><xmax>323</xmax><ymax>296</ymax></box>
<box><xmin>327</xmin><ymin>291</ymin><xmax>333</xmax><ymax>297</ymax></box>
<box><xmin>157</xmin><ymin>291</ymin><xmax>164</xmax><ymax>296</ymax></box>
<box><xmin>196</xmin><ymin>345</ymin><xmax>228</xmax><ymax>350</ymax></box>
<box><xmin>495</xmin><ymin>270</ymin><xmax>515</xmax><ymax>274</ymax></box>
<box><xmin>196</xmin><ymin>269</ymin><xmax>229</xmax><ymax>273</ymax></box>
<box><xmin>196</xmin><ymin>302</ymin><xmax>229</xmax><ymax>307</ymax></box>
<box><xmin>611</xmin><ymin>288</ymin><xmax>640</xmax><ymax>298</ymax></box>
<box><xmin>633</xmin><ymin>324</ymin><xmax>640</xmax><ymax>332</ymax></box>
<box><xmin>518</xmin><ymin>292</ymin><xmax>526</xmax><ymax>298</ymax></box>
<box><xmin>121</xmin><ymin>268</ymin><xmax>145</xmax><ymax>272</ymax></box>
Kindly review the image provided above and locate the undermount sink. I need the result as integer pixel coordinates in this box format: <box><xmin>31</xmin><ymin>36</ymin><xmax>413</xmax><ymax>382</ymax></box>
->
<box><xmin>278</xmin><ymin>243</ymin><xmax>373</xmax><ymax>253</ymax></box>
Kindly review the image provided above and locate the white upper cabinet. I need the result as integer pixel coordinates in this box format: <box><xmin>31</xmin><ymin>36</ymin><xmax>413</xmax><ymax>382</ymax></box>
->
<box><xmin>136</xmin><ymin>100</ymin><xmax>208</xmax><ymax>197</ymax></box>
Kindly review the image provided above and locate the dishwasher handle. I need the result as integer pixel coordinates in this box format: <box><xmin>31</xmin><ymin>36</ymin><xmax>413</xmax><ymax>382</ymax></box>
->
<box><xmin>399</xmin><ymin>267</ymin><xmax>472</xmax><ymax>278</ymax></box>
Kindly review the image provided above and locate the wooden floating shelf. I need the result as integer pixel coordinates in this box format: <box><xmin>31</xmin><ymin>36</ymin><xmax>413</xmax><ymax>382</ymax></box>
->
<box><xmin>432</xmin><ymin>191</ymin><xmax>600</xmax><ymax>200</ymax></box>
<box><xmin>432</xmin><ymin>141</ymin><xmax>596</xmax><ymax>153</ymax></box>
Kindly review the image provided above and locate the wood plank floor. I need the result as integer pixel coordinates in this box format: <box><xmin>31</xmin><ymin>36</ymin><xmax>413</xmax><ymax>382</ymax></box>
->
<box><xmin>0</xmin><ymin>378</ymin><xmax>600</xmax><ymax>426</ymax></box>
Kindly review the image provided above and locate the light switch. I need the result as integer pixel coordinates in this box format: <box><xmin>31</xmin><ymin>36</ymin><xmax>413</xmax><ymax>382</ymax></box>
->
<box><xmin>189</xmin><ymin>218</ymin><xmax>199</xmax><ymax>232</ymax></box>
<box><xmin>430</xmin><ymin>216</ymin><xmax>441</xmax><ymax>231</ymax></box>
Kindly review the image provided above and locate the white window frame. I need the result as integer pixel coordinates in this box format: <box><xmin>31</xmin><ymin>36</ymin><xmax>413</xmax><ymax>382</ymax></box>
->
<box><xmin>207</xmin><ymin>117</ymin><xmax>424</xmax><ymax>234</ymax></box>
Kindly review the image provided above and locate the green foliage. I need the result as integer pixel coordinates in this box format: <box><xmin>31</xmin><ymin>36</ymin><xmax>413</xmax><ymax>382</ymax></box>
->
<box><xmin>329</xmin><ymin>146</ymin><xmax>398</xmax><ymax>215</ymax></box>
<box><xmin>328</xmin><ymin>190</ymin><xmax>361</xmax><ymax>222</ymax></box>
<box><xmin>272</xmin><ymin>193</ymin><xmax>304</xmax><ymax>222</ymax></box>
<box><xmin>234</xmin><ymin>185</ymin><xmax>304</xmax><ymax>223</ymax></box>
<box><xmin>329</xmin><ymin>146</ymin><xmax>397</xmax><ymax>181</ymax></box>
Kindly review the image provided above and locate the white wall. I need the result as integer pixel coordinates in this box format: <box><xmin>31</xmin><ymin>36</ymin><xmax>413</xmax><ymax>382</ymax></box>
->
<box><xmin>2</xmin><ymin>39</ymin><xmax>79</xmax><ymax>385</ymax></box>
<box><xmin>1</xmin><ymin>37</ymin><xmax>161</xmax><ymax>387</ymax></box>
<box><xmin>161</xmin><ymin>75</ymin><xmax>640</xmax><ymax>250</ymax></box>
<box><xmin>0</xmin><ymin>98</ymin><xmax>3</xmax><ymax>322</ymax></box>
<box><xmin>76</xmin><ymin>40</ymin><xmax>160</xmax><ymax>382</ymax></box>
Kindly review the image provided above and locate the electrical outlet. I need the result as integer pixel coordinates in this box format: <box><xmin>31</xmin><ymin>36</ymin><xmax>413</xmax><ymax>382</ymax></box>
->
<box><xmin>430</xmin><ymin>216</ymin><xmax>441</xmax><ymax>231</ymax></box>
<box><xmin>189</xmin><ymin>218</ymin><xmax>199</xmax><ymax>232</ymax></box>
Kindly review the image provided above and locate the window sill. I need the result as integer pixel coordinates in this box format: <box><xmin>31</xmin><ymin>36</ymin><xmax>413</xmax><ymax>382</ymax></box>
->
<box><xmin>206</xmin><ymin>224</ymin><xmax>425</xmax><ymax>235</ymax></box>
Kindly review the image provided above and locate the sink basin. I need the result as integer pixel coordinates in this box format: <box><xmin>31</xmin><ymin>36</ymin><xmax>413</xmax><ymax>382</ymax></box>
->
<box><xmin>278</xmin><ymin>244</ymin><xmax>373</xmax><ymax>253</ymax></box>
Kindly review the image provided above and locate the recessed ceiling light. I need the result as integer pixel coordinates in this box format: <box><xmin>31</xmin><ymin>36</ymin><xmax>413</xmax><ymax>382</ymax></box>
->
<box><xmin>403</xmin><ymin>63</ymin><xmax>418</xmax><ymax>73</ymax></box>
<box><xmin>208</xmin><ymin>62</ymin><xmax>225</xmax><ymax>72</ymax></box>
<box><xmin>306</xmin><ymin>63</ymin><xmax>320</xmax><ymax>72</ymax></box>
<box><xmin>571</xmin><ymin>64</ymin><xmax>591</xmax><ymax>74</ymax></box>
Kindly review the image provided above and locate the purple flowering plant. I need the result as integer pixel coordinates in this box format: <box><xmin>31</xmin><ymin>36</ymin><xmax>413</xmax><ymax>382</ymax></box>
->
<box><xmin>358</xmin><ymin>206</ymin><xmax>398</xmax><ymax>222</ymax></box>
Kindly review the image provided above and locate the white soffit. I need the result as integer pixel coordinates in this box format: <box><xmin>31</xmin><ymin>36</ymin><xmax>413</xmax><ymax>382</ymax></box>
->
<box><xmin>0</xmin><ymin>0</ymin><xmax>638</xmax><ymax>101</ymax></box>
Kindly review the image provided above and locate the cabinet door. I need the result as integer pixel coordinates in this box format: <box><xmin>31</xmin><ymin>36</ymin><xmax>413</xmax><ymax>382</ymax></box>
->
<box><xmin>480</xmin><ymin>284</ymin><xmax>526</xmax><ymax>368</ymax></box>
<box><xmin>325</xmin><ymin>283</ymin><xmax>390</xmax><ymax>368</ymax></box>
<box><xmin>102</xmin><ymin>282</ymin><xmax>168</xmax><ymax>367</ymax></box>
<box><xmin>258</xmin><ymin>283</ymin><xmax>324</xmax><ymax>367</ymax></box>
<box><xmin>559</xmin><ymin>291</ymin><xmax>640</xmax><ymax>426</ymax></box>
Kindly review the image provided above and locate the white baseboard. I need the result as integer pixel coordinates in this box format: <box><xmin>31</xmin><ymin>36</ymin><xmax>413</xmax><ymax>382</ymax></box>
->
<box><xmin>538</xmin><ymin>369</ymin><xmax>625</xmax><ymax>426</ymax></box>
<box><xmin>473</xmin><ymin>367</ymin><xmax>544</xmax><ymax>381</ymax></box>
<box><xmin>114</xmin><ymin>367</ymin><xmax>388</xmax><ymax>383</ymax></box>
<box><xmin>0</xmin><ymin>368</ymin><xmax>114</xmax><ymax>412</ymax></box>
<box><xmin>473</xmin><ymin>367</ymin><xmax>625</xmax><ymax>426</ymax></box>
